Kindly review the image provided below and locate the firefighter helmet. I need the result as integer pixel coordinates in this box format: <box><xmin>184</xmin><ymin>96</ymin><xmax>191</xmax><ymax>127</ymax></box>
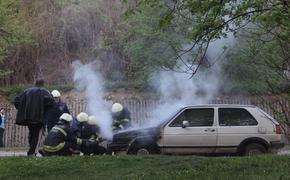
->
<box><xmin>51</xmin><ymin>90</ymin><xmax>61</xmax><ymax>98</ymax></box>
<box><xmin>77</xmin><ymin>112</ymin><xmax>89</xmax><ymax>122</ymax></box>
<box><xmin>88</xmin><ymin>115</ymin><xmax>98</xmax><ymax>125</ymax></box>
<box><xmin>59</xmin><ymin>113</ymin><xmax>73</xmax><ymax>122</ymax></box>
<box><xmin>112</xmin><ymin>103</ymin><xmax>123</xmax><ymax>113</ymax></box>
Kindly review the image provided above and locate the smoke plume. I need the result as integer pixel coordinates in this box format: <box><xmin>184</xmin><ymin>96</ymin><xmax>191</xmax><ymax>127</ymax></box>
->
<box><xmin>72</xmin><ymin>60</ymin><xmax>112</xmax><ymax>139</ymax></box>
<box><xmin>145</xmin><ymin>36</ymin><xmax>234</xmax><ymax>127</ymax></box>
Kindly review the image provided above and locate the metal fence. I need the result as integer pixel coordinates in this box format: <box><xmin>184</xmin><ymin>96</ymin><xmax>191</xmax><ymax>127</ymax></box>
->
<box><xmin>0</xmin><ymin>96</ymin><xmax>289</xmax><ymax>147</ymax></box>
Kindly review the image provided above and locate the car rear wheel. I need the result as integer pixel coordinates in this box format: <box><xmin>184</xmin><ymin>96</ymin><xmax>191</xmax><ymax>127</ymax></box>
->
<box><xmin>243</xmin><ymin>143</ymin><xmax>267</xmax><ymax>156</ymax></box>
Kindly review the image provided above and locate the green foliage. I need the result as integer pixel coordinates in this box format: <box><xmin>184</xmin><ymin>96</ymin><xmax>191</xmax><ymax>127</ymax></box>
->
<box><xmin>105</xmin><ymin>80</ymin><xmax>156</xmax><ymax>92</ymax></box>
<box><xmin>47</xmin><ymin>84</ymin><xmax>74</xmax><ymax>93</ymax></box>
<box><xmin>0</xmin><ymin>0</ymin><xmax>32</xmax><ymax>77</ymax></box>
<box><xmin>121</xmin><ymin>1</ymin><xmax>190</xmax><ymax>88</ymax></box>
<box><xmin>123</xmin><ymin>0</ymin><xmax>290</xmax><ymax>94</ymax></box>
<box><xmin>105</xmin><ymin>81</ymin><xmax>130</xmax><ymax>91</ymax></box>
<box><xmin>0</xmin><ymin>0</ymin><xmax>32</xmax><ymax>48</ymax></box>
<box><xmin>0</xmin><ymin>84</ymin><xmax>74</xmax><ymax>102</ymax></box>
<box><xmin>222</xmin><ymin>27</ymin><xmax>290</xmax><ymax>95</ymax></box>
<box><xmin>0</xmin><ymin>155</ymin><xmax>290</xmax><ymax>179</ymax></box>
<box><xmin>0</xmin><ymin>84</ymin><xmax>27</xmax><ymax>102</ymax></box>
<box><xmin>223</xmin><ymin>47</ymin><xmax>279</xmax><ymax>94</ymax></box>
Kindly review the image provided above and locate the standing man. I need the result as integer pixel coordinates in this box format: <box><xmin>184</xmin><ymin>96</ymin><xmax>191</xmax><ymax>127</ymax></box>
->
<box><xmin>111</xmin><ymin>103</ymin><xmax>131</xmax><ymax>132</ymax></box>
<box><xmin>13</xmin><ymin>79</ymin><xmax>54</xmax><ymax>156</ymax></box>
<box><xmin>45</xmin><ymin>90</ymin><xmax>70</xmax><ymax>132</ymax></box>
<box><xmin>0</xmin><ymin>108</ymin><xmax>5</xmax><ymax>147</ymax></box>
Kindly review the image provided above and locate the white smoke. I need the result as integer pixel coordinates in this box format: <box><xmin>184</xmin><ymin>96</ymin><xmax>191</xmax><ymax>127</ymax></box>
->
<box><xmin>145</xmin><ymin>35</ymin><xmax>234</xmax><ymax>127</ymax></box>
<box><xmin>72</xmin><ymin>60</ymin><xmax>112</xmax><ymax>139</ymax></box>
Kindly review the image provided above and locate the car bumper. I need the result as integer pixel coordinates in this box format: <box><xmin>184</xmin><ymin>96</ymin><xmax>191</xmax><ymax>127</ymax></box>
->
<box><xmin>270</xmin><ymin>141</ymin><xmax>284</xmax><ymax>149</ymax></box>
<box><xmin>107</xmin><ymin>143</ymin><xmax>128</xmax><ymax>153</ymax></box>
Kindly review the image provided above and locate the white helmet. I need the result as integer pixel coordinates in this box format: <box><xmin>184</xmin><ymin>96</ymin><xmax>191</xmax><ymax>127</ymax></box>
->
<box><xmin>88</xmin><ymin>116</ymin><xmax>98</xmax><ymax>125</ymax></box>
<box><xmin>77</xmin><ymin>112</ymin><xmax>89</xmax><ymax>122</ymax></box>
<box><xmin>112</xmin><ymin>103</ymin><xmax>123</xmax><ymax>113</ymax></box>
<box><xmin>51</xmin><ymin>90</ymin><xmax>61</xmax><ymax>98</ymax></box>
<box><xmin>59</xmin><ymin>113</ymin><xmax>73</xmax><ymax>122</ymax></box>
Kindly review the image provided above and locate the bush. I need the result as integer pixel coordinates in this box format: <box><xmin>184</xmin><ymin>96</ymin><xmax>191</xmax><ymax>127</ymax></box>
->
<box><xmin>0</xmin><ymin>84</ymin><xmax>28</xmax><ymax>102</ymax></box>
<box><xmin>0</xmin><ymin>84</ymin><xmax>74</xmax><ymax>102</ymax></box>
<box><xmin>47</xmin><ymin>84</ymin><xmax>74</xmax><ymax>93</ymax></box>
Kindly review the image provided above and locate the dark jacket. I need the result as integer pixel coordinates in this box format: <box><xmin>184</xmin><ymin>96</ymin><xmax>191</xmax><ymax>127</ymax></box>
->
<box><xmin>14</xmin><ymin>87</ymin><xmax>54</xmax><ymax>126</ymax></box>
<box><xmin>45</xmin><ymin>101</ymin><xmax>70</xmax><ymax>131</ymax></box>
<box><xmin>112</xmin><ymin>107</ymin><xmax>131</xmax><ymax>130</ymax></box>
<box><xmin>43</xmin><ymin>120</ymin><xmax>81</xmax><ymax>152</ymax></box>
<box><xmin>71</xmin><ymin>118</ymin><xmax>86</xmax><ymax>137</ymax></box>
<box><xmin>81</xmin><ymin>124</ymin><xmax>100</xmax><ymax>140</ymax></box>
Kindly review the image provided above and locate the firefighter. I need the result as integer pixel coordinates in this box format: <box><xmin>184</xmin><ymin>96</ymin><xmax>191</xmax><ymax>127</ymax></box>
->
<box><xmin>71</xmin><ymin>112</ymin><xmax>89</xmax><ymax>137</ymax></box>
<box><xmin>42</xmin><ymin>113</ymin><xmax>84</xmax><ymax>156</ymax></box>
<box><xmin>80</xmin><ymin>115</ymin><xmax>107</xmax><ymax>155</ymax></box>
<box><xmin>111</xmin><ymin>103</ymin><xmax>131</xmax><ymax>132</ymax></box>
<box><xmin>45</xmin><ymin>90</ymin><xmax>70</xmax><ymax>132</ymax></box>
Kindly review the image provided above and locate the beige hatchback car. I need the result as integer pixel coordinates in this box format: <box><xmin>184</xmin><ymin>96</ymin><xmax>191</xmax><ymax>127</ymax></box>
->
<box><xmin>108</xmin><ymin>104</ymin><xmax>285</xmax><ymax>155</ymax></box>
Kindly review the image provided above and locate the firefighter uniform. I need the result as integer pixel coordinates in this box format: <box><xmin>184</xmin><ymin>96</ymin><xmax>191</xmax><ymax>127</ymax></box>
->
<box><xmin>45</xmin><ymin>90</ymin><xmax>70</xmax><ymax>132</ymax></box>
<box><xmin>80</xmin><ymin>116</ymin><xmax>107</xmax><ymax>155</ymax></box>
<box><xmin>71</xmin><ymin>112</ymin><xmax>89</xmax><ymax>137</ymax></box>
<box><xmin>42</xmin><ymin>113</ymin><xmax>83</xmax><ymax>156</ymax></box>
<box><xmin>111</xmin><ymin>103</ymin><xmax>131</xmax><ymax>132</ymax></box>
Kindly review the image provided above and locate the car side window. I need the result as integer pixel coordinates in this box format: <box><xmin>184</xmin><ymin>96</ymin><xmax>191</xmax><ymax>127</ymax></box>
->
<box><xmin>218</xmin><ymin>108</ymin><xmax>258</xmax><ymax>126</ymax></box>
<box><xmin>169</xmin><ymin>108</ymin><xmax>214</xmax><ymax>127</ymax></box>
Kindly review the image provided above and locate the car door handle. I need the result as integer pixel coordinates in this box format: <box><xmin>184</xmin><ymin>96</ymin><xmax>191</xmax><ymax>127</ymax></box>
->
<box><xmin>204</xmin><ymin>129</ymin><xmax>215</xmax><ymax>132</ymax></box>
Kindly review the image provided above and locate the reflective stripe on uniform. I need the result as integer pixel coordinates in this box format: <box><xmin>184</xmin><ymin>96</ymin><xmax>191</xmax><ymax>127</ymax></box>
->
<box><xmin>121</xmin><ymin>119</ymin><xmax>129</xmax><ymax>123</ymax></box>
<box><xmin>43</xmin><ymin>142</ymin><xmax>66</xmax><ymax>152</ymax></box>
<box><xmin>77</xmin><ymin>138</ymin><xmax>82</xmax><ymax>145</ymax></box>
<box><xmin>52</xmin><ymin>127</ymin><xmax>67</xmax><ymax>137</ymax></box>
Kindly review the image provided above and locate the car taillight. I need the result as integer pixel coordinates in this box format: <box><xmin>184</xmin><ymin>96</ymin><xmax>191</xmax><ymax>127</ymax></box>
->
<box><xmin>275</xmin><ymin>125</ymin><xmax>282</xmax><ymax>134</ymax></box>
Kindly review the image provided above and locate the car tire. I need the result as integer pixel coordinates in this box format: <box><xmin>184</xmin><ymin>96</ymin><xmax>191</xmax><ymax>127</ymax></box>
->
<box><xmin>243</xmin><ymin>143</ymin><xmax>267</xmax><ymax>156</ymax></box>
<box><xmin>129</xmin><ymin>143</ymin><xmax>158</xmax><ymax>155</ymax></box>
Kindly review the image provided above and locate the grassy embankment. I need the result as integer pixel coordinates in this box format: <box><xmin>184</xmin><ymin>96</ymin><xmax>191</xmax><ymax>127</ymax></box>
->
<box><xmin>0</xmin><ymin>155</ymin><xmax>289</xmax><ymax>180</ymax></box>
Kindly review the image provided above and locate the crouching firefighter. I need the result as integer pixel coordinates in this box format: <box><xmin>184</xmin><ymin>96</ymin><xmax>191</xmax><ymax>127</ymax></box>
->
<box><xmin>71</xmin><ymin>112</ymin><xmax>89</xmax><ymax>137</ymax></box>
<box><xmin>80</xmin><ymin>115</ymin><xmax>107</xmax><ymax>155</ymax></box>
<box><xmin>41</xmin><ymin>113</ymin><xmax>84</xmax><ymax>156</ymax></box>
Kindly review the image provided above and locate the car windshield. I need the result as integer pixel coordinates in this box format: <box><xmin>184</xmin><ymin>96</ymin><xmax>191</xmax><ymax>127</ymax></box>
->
<box><xmin>156</xmin><ymin>107</ymin><xmax>184</xmax><ymax>127</ymax></box>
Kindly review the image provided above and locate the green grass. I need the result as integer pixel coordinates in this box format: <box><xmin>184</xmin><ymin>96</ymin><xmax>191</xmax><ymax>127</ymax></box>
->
<box><xmin>0</xmin><ymin>155</ymin><xmax>289</xmax><ymax>180</ymax></box>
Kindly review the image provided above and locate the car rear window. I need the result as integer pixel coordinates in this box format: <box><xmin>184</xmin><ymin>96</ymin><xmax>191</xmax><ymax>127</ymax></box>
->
<box><xmin>218</xmin><ymin>108</ymin><xmax>258</xmax><ymax>126</ymax></box>
<box><xmin>169</xmin><ymin>108</ymin><xmax>214</xmax><ymax>127</ymax></box>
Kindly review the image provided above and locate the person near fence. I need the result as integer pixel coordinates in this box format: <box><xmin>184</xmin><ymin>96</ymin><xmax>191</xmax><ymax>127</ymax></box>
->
<box><xmin>41</xmin><ymin>113</ymin><xmax>84</xmax><ymax>156</ymax></box>
<box><xmin>80</xmin><ymin>115</ymin><xmax>107</xmax><ymax>155</ymax></box>
<box><xmin>111</xmin><ymin>103</ymin><xmax>131</xmax><ymax>132</ymax></box>
<box><xmin>45</xmin><ymin>89</ymin><xmax>70</xmax><ymax>132</ymax></box>
<box><xmin>0</xmin><ymin>108</ymin><xmax>5</xmax><ymax>147</ymax></box>
<box><xmin>13</xmin><ymin>79</ymin><xmax>54</xmax><ymax>156</ymax></box>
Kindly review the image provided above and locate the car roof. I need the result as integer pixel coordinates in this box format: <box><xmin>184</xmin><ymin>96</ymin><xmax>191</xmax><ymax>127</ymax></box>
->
<box><xmin>182</xmin><ymin>104</ymin><xmax>257</xmax><ymax>109</ymax></box>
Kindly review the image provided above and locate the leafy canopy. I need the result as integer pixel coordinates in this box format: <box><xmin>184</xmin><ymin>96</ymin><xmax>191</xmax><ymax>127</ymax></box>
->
<box><xmin>0</xmin><ymin>0</ymin><xmax>31</xmax><ymax>77</ymax></box>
